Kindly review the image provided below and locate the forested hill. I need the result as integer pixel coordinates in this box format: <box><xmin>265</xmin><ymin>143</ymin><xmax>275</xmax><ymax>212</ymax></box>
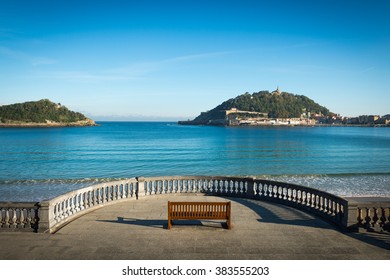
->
<box><xmin>0</xmin><ymin>99</ymin><xmax>96</xmax><ymax>126</ymax></box>
<box><xmin>184</xmin><ymin>90</ymin><xmax>332</xmax><ymax>125</ymax></box>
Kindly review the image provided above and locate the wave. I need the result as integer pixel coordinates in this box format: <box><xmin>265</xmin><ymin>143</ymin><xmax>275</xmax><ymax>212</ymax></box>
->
<box><xmin>1</xmin><ymin>172</ymin><xmax>389</xmax><ymax>185</ymax></box>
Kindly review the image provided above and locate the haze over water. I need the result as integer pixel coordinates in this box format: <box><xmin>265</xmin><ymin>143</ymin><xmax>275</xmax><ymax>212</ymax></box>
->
<box><xmin>0</xmin><ymin>122</ymin><xmax>389</xmax><ymax>201</ymax></box>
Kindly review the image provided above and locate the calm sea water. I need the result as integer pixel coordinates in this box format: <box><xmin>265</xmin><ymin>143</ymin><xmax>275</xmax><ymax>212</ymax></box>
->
<box><xmin>1</xmin><ymin>122</ymin><xmax>389</xmax><ymax>201</ymax></box>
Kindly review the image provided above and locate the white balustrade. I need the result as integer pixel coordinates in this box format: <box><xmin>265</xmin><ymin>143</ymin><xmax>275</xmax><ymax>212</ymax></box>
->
<box><xmin>1</xmin><ymin>176</ymin><xmax>389</xmax><ymax>233</ymax></box>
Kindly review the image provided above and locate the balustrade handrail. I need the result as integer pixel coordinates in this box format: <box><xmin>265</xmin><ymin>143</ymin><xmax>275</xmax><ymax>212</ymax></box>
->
<box><xmin>1</xmin><ymin>175</ymin><xmax>389</xmax><ymax>233</ymax></box>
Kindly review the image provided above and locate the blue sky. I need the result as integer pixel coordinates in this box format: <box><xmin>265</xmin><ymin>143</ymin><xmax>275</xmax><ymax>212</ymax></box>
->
<box><xmin>0</xmin><ymin>0</ymin><xmax>389</xmax><ymax>120</ymax></box>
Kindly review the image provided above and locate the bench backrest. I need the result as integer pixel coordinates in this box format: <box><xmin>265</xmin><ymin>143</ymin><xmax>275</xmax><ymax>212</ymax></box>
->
<box><xmin>168</xmin><ymin>201</ymin><xmax>231</xmax><ymax>220</ymax></box>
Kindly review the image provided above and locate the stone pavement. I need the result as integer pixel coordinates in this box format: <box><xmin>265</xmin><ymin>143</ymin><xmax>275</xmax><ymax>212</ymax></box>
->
<box><xmin>0</xmin><ymin>194</ymin><xmax>389</xmax><ymax>260</ymax></box>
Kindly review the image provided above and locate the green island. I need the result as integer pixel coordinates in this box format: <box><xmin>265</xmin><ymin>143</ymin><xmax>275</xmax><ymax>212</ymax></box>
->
<box><xmin>179</xmin><ymin>88</ymin><xmax>390</xmax><ymax>126</ymax></box>
<box><xmin>0</xmin><ymin>99</ymin><xmax>96</xmax><ymax>127</ymax></box>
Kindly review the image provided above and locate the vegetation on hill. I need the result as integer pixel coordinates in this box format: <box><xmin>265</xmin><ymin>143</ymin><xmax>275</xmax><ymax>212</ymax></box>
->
<box><xmin>187</xmin><ymin>90</ymin><xmax>331</xmax><ymax>124</ymax></box>
<box><xmin>0</xmin><ymin>99</ymin><xmax>93</xmax><ymax>125</ymax></box>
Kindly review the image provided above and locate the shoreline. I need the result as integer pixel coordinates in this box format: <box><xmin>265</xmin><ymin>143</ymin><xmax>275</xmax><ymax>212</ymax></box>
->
<box><xmin>178</xmin><ymin>121</ymin><xmax>390</xmax><ymax>128</ymax></box>
<box><xmin>0</xmin><ymin>120</ymin><xmax>98</xmax><ymax>128</ymax></box>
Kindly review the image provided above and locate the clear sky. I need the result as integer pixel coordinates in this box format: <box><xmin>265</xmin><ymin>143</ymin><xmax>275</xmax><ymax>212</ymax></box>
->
<box><xmin>1</xmin><ymin>0</ymin><xmax>389</xmax><ymax>120</ymax></box>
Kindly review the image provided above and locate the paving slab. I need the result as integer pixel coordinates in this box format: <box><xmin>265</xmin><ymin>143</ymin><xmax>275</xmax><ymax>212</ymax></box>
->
<box><xmin>0</xmin><ymin>194</ymin><xmax>389</xmax><ymax>260</ymax></box>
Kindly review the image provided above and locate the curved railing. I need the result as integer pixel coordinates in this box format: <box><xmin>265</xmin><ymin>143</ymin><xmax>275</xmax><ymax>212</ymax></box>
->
<box><xmin>140</xmin><ymin>176</ymin><xmax>349</xmax><ymax>229</ymax></box>
<box><xmin>38</xmin><ymin>178</ymin><xmax>139</xmax><ymax>233</ymax></box>
<box><xmin>1</xmin><ymin>176</ymin><xmax>389</xmax><ymax>233</ymax></box>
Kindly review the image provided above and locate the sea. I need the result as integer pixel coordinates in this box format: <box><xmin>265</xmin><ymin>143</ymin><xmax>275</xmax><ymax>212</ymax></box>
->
<box><xmin>0</xmin><ymin>122</ymin><xmax>389</xmax><ymax>201</ymax></box>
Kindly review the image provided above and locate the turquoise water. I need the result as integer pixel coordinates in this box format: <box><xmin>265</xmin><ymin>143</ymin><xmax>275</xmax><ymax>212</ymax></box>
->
<box><xmin>0</xmin><ymin>122</ymin><xmax>389</xmax><ymax>201</ymax></box>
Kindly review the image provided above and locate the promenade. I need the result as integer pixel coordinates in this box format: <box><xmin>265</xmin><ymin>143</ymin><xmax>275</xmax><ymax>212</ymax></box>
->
<box><xmin>0</xmin><ymin>194</ymin><xmax>389</xmax><ymax>260</ymax></box>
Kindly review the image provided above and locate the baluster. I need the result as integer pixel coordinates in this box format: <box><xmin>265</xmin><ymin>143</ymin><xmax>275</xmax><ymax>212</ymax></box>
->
<box><xmin>299</xmin><ymin>191</ymin><xmax>304</xmax><ymax>204</ymax></box>
<box><xmin>129</xmin><ymin>182</ymin><xmax>133</xmax><ymax>197</ymax></box>
<box><xmin>117</xmin><ymin>184</ymin><xmax>122</xmax><ymax>199</ymax></box>
<box><xmin>321</xmin><ymin>197</ymin><xmax>325</xmax><ymax>212</ymax></box>
<box><xmin>157</xmin><ymin>181</ymin><xmax>161</xmax><ymax>194</ymax></box>
<box><xmin>121</xmin><ymin>184</ymin><xmax>125</xmax><ymax>199</ymax></box>
<box><xmin>313</xmin><ymin>194</ymin><xmax>318</xmax><ymax>209</ymax></box>
<box><xmin>203</xmin><ymin>180</ymin><xmax>208</xmax><ymax>192</ymax></box>
<box><xmin>276</xmin><ymin>186</ymin><xmax>280</xmax><ymax>199</ymax></box>
<box><xmin>305</xmin><ymin>192</ymin><xmax>309</xmax><ymax>206</ymax></box>
<box><xmin>371</xmin><ymin>208</ymin><xmax>379</xmax><ymax>229</ymax></box>
<box><xmin>323</xmin><ymin>198</ymin><xmax>328</xmax><ymax>213</ymax></box>
<box><xmin>364</xmin><ymin>208</ymin><xmax>372</xmax><ymax>230</ymax></box>
<box><xmin>60</xmin><ymin>201</ymin><xmax>66</xmax><ymax>220</ymax></box>
<box><xmin>258</xmin><ymin>183</ymin><xmax>263</xmax><ymax>197</ymax></box>
<box><xmin>4</xmin><ymin>208</ymin><xmax>10</xmax><ymax>227</ymax></box>
<box><xmin>75</xmin><ymin>193</ymin><xmax>81</xmax><ymax>211</ymax></box>
<box><xmin>227</xmin><ymin>180</ymin><xmax>232</xmax><ymax>194</ymax></box>
<box><xmin>80</xmin><ymin>193</ymin><xmax>85</xmax><ymax>209</ymax></box>
<box><xmin>211</xmin><ymin>180</ymin><xmax>215</xmax><ymax>193</ymax></box>
<box><xmin>232</xmin><ymin>181</ymin><xmax>237</xmax><ymax>194</ymax></box>
<box><xmin>25</xmin><ymin>208</ymin><xmax>32</xmax><ymax>228</ymax></box>
<box><xmin>167</xmin><ymin>180</ymin><xmax>171</xmax><ymax>193</ymax></box>
<box><xmin>94</xmin><ymin>189</ymin><xmax>99</xmax><ymax>205</ymax></box>
<box><xmin>84</xmin><ymin>192</ymin><xmax>89</xmax><ymax>208</ymax></box>
<box><xmin>187</xmin><ymin>180</ymin><xmax>192</xmax><ymax>192</ymax></box>
<box><xmin>333</xmin><ymin>200</ymin><xmax>337</xmax><ymax>216</ymax></box>
<box><xmin>70</xmin><ymin>196</ymin><xmax>75</xmax><ymax>214</ymax></box>
<box><xmin>53</xmin><ymin>204</ymin><xmax>58</xmax><ymax>222</ymax></box>
<box><xmin>307</xmin><ymin>193</ymin><xmax>312</xmax><ymax>207</ymax></box>
<box><xmin>172</xmin><ymin>180</ymin><xmax>177</xmax><ymax>193</ymax></box>
<box><xmin>61</xmin><ymin>201</ymin><xmax>66</xmax><ymax>219</ymax></box>
<box><xmin>107</xmin><ymin>186</ymin><xmax>111</xmax><ymax>201</ymax></box>
<box><xmin>329</xmin><ymin>200</ymin><xmax>334</xmax><ymax>216</ymax></box>
<box><xmin>86</xmin><ymin>191</ymin><xmax>93</xmax><ymax>208</ymax></box>
<box><xmin>161</xmin><ymin>181</ymin><xmax>165</xmax><ymax>194</ymax></box>
<box><xmin>153</xmin><ymin>181</ymin><xmax>157</xmax><ymax>194</ymax></box>
<box><xmin>17</xmin><ymin>208</ymin><xmax>23</xmax><ymax>228</ymax></box>
<box><xmin>54</xmin><ymin>203</ymin><xmax>60</xmax><ymax>221</ymax></box>
<box><xmin>290</xmin><ymin>189</ymin><xmax>295</xmax><ymax>202</ymax></box>
<box><xmin>178</xmin><ymin>180</ymin><xmax>182</xmax><ymax>193</ymax></box>
<box><xmin>128</xmin><ymin>183</ymin><xmax>133</xmax><ymax>197</ymax></box>
<box><xmin>314</xmin><ymin>195</ymin><xmax>319</xmax><ymax>209</ymax></box>
<box><xmin>106</xmin><ymin>187</ymin><xmax>110</xmax><ymax>201</ymax></box>
<box><xmin>201</xmin><ymin>179</ymin><xmax>206</xmax><ymax>192</ymax></box>
<box><xmin>184</xmin><ymin>180</ymin><xmax>188</xmax><ymax>192</ymax></box>
<box><xmin>64</xmin><ymin>199</ymin><xmax>70</xmax><ymax>217</ymax></box>
<box><xmin>115</xmin><ymin>185</ymin><xmax>119</xmax><ymax>200</ymax></box>
<box><xmin>110</xmin><ymin>186</ymin><xmax>114</xmax><ymax>200</ymax></box>
<box><xmin>90</xmin><ymin>191</ymin><xmax>95</xmax><ymax>206</ymax></box>
<box><xmin>11</xmin><ymin>208</ymin><xmax>18</xmax><ymax>228</ymax></box>
<box><xmin>123</xmin><ymin>183</ymin><xmax>128</xmax><ymax>198</ymax></box>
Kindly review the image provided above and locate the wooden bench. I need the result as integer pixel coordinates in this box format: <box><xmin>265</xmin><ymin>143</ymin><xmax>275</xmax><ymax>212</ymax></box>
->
<box><xmin>167</xmin><ymin>201</ymin><xmax>231</xmax><ymax>229</ymax></box>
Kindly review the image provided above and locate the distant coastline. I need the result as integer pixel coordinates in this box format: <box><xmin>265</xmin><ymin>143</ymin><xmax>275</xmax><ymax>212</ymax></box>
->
<box><xmin>0</xmin><ymin>119</ymin><xmax>97</xmax><ymax>128</ymax></box>
<box><xmin>178</xmin><ymin>120</ymin><xmax>390</xmax><ymax>128</ymax></box>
